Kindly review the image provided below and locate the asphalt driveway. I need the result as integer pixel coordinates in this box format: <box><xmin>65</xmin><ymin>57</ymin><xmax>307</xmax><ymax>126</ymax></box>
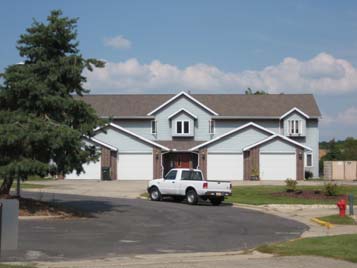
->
<box><xmin>2</xmin><ymin>192</ymin><xmax>307</xmax><ymax>262</ymax></box>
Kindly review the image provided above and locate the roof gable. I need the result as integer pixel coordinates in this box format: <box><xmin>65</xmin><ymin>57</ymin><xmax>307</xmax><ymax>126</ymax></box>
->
<box><xmin>95</xmin><ymin>123</ymin><xmax>170</xmax><ymax>151</ymax></box>
<box><xmin>168</xmin><ymin>108</ymin><xmax>198</xmax><ymax>120</ymax></box>
<box><xmin>189</xmin><ymin>122</ymin><xmax>275</xmax><ymax>151</ymax></box>
<box><xmin>147</xmin><ymin>91</ymin><xmax>218</xmax><ymax>116</ymax></box>
<box><xmin>280</xmin><ymin>107</ymin><xmax>310</xmax><ymax>119</ymax></box>
<box><xmin>243</xmin><ymin>134</ymin><xmax>312</xmax><ymax>151</ymax></box>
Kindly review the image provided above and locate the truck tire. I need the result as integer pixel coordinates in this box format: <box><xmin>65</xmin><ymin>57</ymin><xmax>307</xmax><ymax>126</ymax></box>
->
<box><xmin>186</xmin><ymin>189</ymin><xmax>198</xmax><ymax>205</ymax></box>
<box><xmin>210</xmin><ymin>197</ymin><xmax>223</xmax><ymax>206</ymax></box>
<box><xmin>149</xmin><ymin>186</ymin><xmax>161</xmax><ymax>201</ymax></box>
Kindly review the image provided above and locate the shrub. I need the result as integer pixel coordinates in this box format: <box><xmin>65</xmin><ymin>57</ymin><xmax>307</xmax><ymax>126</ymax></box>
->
<box><xmin>305</xmin><ymin>171</ymin><xmax>313</xmax><ymax>180</ymax></box>
<box><xmin>285</xmin><ymin>178</ymin><xmax>297</xmax><ymax>192</ymax></box>
<box><xmin>324</xmin><ymin>183</ymin><xmax>339</xmax><ymax>196</ymax></box>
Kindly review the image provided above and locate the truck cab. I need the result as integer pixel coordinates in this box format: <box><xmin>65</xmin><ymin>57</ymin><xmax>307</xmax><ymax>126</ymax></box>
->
<box><xmin>147</xmin><ymin>169</ymin><xmax>232</xmax><ymax>205</ymax></box>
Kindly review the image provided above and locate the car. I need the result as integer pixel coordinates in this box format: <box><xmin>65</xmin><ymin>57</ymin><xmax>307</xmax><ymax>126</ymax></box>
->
<box><xmin>147</xmin><ymin>168</ymin><xmax>232</xmax><ymax>205</ymax></box>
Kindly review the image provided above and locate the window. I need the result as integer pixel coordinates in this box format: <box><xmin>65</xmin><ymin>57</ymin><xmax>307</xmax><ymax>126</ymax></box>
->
<box><xmin>165</xmin><ymin>170</ymin><xmax>177</xmax><ymax>180</ymax></box>
<box><xmin>288</xmin><ymin>120</ymin><xmax>302</xmax><ymax>135</ymax></box>
<box><xmin>176</xmin><ymin>120</ymin><xmax>190</xmax><ymax>134</ymax></box>
<box><xmin>181</xmin><ymin>170</ymin><xmax>203</xmax><ymax>181</ymax></box>
<box><xmin>306</xmin><ymin>153</ymin><xmax>313</xmax><ymax>167</ymax></box>
<box><xmin>209</xmin><ymin>120</ymin><xmax>215</xmax><ymax>134</ymax></box>
<box><xmin>151</xmin><ymin>120</ymin><xmax>157</xmax><ymax>134</ymax></box>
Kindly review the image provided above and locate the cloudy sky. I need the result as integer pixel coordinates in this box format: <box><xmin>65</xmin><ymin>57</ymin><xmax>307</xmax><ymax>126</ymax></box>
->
<box><xmin>1</xmin><ymin>0</ymin><xmax>357</xmax><ymax>141</ymax></box>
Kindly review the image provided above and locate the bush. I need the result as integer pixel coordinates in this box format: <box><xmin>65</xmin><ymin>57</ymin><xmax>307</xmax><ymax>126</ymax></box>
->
<box><xmin>305</xmin><ymin>171</ymin><xmax>313</xmax><ymax>180</ymax></box>
<box><xmin>285</xmin><ymin>178</ymin><xmax>297</xmax><ymax>192</ymax></box>
<box><xmin>324</xmin><ymin>183</ymin><xmax>339</xmax><ymax>196</ymax></box>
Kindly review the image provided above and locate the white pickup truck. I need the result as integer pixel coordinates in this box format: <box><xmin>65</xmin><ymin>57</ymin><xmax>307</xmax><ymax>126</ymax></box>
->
<box><xmin>147</xmin><ymin>168</ymin><xmax>232</xmax><ymax>205</ymax></box>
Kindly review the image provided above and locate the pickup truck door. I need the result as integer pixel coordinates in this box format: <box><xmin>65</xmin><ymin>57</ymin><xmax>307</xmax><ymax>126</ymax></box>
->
<box><xmin>160</xmin><ymin>170</ymin><xmax>178</xmax><ymax>195</ymax></box>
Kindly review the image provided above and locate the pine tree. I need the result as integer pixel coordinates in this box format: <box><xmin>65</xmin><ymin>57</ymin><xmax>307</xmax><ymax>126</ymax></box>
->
<box><xmin>0</xmin><ymin>10</ymin><xmax>104</xmax><ymax>195</ymax></box>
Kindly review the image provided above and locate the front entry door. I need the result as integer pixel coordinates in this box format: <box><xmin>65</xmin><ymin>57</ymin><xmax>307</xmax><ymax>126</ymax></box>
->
<box><xmin>175</xmin><ymin>154</ymin><xmax>190</xmax><ymax>169</ymax></box>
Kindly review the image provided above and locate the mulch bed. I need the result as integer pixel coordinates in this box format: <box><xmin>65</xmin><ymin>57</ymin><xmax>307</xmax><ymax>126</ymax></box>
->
<box><xmin>0</xmin><ymin>194</ymin><xmax>87</xmax><ymax>218</ymax></box>
<box><xmin>271</xmin><ymin>190</ymin><xmax>348</xmax><ymax>201</ymax></box>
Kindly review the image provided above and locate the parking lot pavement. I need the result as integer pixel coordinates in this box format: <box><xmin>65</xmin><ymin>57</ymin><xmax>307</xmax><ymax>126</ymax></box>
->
<box><xmin>26</xmin><ymin>180</ymin><xmax>148</xmax><ymax>199</ymax></box>
<box><xmin>3</xmin><ymin>192</ymin><xmax>307</xmax><ymax>262</ymax></box>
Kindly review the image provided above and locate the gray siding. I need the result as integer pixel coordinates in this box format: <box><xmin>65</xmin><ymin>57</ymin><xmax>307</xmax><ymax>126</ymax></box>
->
<box><xmin>260</xmin><ymin>139</ymin><xmax>296</xmax><ymax>152</ymax></box>
<box><xmin>215</xmin><ymin>119</ymin><xmax>280</xmax><ymax>136</ymax></box>
<box><xmin>112</xmin><ymin>119</ymin><xmax>153</xmax><ymax>140</ymax></box>
<box><xmin>207</xmin><ymin>127</ymin><xmax>270</xmax><ymax>153</ymax></box>
<box><xmin>94</xmin><ymin>128</ymin><xmax>153</xmax><ymax>152</ymax></box>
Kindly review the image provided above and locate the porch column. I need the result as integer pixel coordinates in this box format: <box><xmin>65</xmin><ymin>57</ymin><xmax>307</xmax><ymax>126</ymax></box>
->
<box><xmin>153</xmin><ymin>148</ymin><xmax>162</xmax><ymax>179</ymax></box>
<box><xmin>296</xmin><ymin>148</ymin><xmax>304</xmax><ymax>180</ymax></box>
<box><xmin>198</xmin><ymin>148</ymin><xmax>207</xmax><ymax>179</ymax></box>
<box><xmin>243</xmin><ymin>147</ymin><xmax>259</xmax><ymax>180</ymax></box>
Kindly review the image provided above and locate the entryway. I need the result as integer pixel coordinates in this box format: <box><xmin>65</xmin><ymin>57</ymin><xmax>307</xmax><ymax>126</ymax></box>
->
<box><xmin>162</xmin><ymin>152</ymin><xmax>199</xmax><ymax>176</ymax></box>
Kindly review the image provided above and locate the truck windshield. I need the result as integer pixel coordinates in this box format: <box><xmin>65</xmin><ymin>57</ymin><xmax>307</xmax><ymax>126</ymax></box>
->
<box><xmin>181</xmin><ymin>170</ymin><xmax>203</xmax><ymax>181</ymax></box>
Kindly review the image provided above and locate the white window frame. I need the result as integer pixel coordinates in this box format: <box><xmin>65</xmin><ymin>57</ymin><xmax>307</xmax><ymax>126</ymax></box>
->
<box><xmin>305</xmin><ymin>152</ymin><xmax>313</xmax><ymax>167</ymax></box>
<box><xmin>288</xmin><ymin>120</ymin><xmax>302</xmax><ymax>135</ymax></box>
<box><xmin>174</xmin><ymin>120</ymin><xmax>191</xmax><ymax>136</ymax></box>
<box><xmin>209</xmin><ymin>120</ymin><xmax>215</xmax><ymax>134</ymax></box>
<box><xmin>151</xmin><ymin>120</ymin><xmax>157</xmax><ymax>134</ymax></box>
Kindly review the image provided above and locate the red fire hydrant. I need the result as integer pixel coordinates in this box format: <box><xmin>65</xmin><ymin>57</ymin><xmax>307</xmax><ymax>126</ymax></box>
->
<box><xmin>337</xmin><ymin>199</ymin><xmax>346</xmax><ymax>217</ymax></box>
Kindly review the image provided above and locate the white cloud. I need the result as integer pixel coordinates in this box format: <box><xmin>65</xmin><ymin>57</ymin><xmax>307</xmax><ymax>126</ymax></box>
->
<box><xmin>85</xmin><ymin>52</ymin><xmax>357</xmax><ymax>93</ymax></box>
<box><xmin>104</xmin><ymin>35</ymin><xmax>131</xmax><ymax>49</ymax></box>
<box><xmin>321</xmin><ymin>106</ymin><xmax>357</xmax><ymax>126</ymax></box>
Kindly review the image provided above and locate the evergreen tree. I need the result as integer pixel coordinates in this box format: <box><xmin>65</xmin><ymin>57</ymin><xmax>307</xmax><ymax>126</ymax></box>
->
<box><xmin>0</xmin><ymin>10</ymin><xmax>104</xmax><ymax>195</ymax></box>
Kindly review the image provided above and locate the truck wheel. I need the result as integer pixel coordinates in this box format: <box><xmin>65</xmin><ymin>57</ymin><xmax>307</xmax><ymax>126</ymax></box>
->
<box><xmin>149</xmin><ymin>187</ymin><xmax>161</xmax><ymax>201</ymax></box>
<box><xmin>210</xmin><ymin>197</ymin><xmax>223</xmax><ymax>206</ymax></box>
<box><xmin>186</xmin><ymin>189</ymin><xmax>198</xmax><ymax>205</ymax></box>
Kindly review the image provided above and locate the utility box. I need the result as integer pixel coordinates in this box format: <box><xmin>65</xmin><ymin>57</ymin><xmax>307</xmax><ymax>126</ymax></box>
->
<box><xmin>101</xmin><ymin>167</ymin><xmax>111</xmax><ymax>181</ymax></box>
<box><xmin>0</xmin><ymin>199</ymin><xmax>18</xmax><ymax>250</ymax></box>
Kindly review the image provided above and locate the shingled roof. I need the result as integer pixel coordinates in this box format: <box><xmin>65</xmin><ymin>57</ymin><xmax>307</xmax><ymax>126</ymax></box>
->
<box><xmin>76</xmin><ymin>93</ymin><xmax>321</xmax><ymax>118</ymax></box>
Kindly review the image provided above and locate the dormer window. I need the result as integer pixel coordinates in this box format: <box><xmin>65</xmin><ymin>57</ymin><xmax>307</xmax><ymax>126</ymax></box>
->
<box><xmin>288</xmin><ymin>120</ymin><xmax>302</xmax><ymax>136</ymax></box>
<box><xmin>176</xmin><ymin>120</ymin><xmax>190</xmax><ymax>135</ymax></box>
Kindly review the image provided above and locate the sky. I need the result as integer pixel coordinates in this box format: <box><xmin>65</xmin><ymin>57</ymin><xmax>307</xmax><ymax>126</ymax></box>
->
<box><xmin>1</xmin><ymin>0</ymin><xmax>357</xmax><ymax>141</ymax></box>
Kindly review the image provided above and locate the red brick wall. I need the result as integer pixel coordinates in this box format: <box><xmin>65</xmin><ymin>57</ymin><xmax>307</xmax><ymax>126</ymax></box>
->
<box><xmin>101</xmin><ymin>147</ymin><xmax>117</xmax><ymax>180</ymax></box>
<box><xmin>296</xmin><ymin>147</ymin><xmax>304</xmax><ymax>180</ymax></box>
<box><xmin>199</xmin><ymin>148</ymin><xmax>207</xmax><ymax>179</ymax></box>
<box><xmin>244</xmin><ymin>147</ymin><xmax>260</xmax><ymax>180</ymax></box>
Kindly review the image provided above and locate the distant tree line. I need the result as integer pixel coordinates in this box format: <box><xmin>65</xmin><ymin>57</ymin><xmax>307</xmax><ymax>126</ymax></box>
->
<box><xmin>320</xmin><ymin>138</ymin><xmax>357</xmax><ymax>161</ymax></box>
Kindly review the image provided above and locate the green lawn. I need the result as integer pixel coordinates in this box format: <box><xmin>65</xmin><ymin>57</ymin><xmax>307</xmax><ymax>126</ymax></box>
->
<box><xmin>226</xmin><ymin>185</ymin><xmax>357</xmax><ymax>205</ymax></box>
<box><xmin>318</xmin><ymin>214</ymin><xmax>356</xmax><ymax>225</ymax></box>
<box><xmin>0</xmin><ymin>180</ymin><xmax>46</xmax><ymax>190</ymax></box>
<box><xmin>258</xmin><ymin>234</ymin><xmax>357</xmax><ymax>263</ymax></box>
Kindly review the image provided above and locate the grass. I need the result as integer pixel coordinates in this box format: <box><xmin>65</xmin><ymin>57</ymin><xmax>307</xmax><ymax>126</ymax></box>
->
<box><xmin>317</xmin><ymin>214</ymin><xmax>356</xmax><ymax>225</ymax></box>
<box><xmin>0</xmin><ymin>179</ymin><xmax>46</xmax><ymax>190</ymax></box>
<box><xmin>258</xmin><ymin>234</ymin><xmax>357</xmax><ymax>263</ymax></box>
<box><xmin>226</xmin><ymin>185</ymin><xmax>357</xmax><ymax>205</ymax></box>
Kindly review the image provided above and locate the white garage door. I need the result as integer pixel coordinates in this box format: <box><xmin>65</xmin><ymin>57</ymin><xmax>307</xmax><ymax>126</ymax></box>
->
<box><xmin>66</xmin><ymin>160</ymin><xmax>101</xmax><ymax>180</ymax></box>
<box><xmin>207</xmin><ymin>153</ymin><xmax>243</xmax><ymax>181</ymax></box>
<box><xmin>260</xmin><ymin>153</ymin><xmax>296</xmax><ymax>180</ymax></box>
<box><xmin>117</xmin><ymin>153</ymin><xmax>153</xmax><ymax>180</ymax></box>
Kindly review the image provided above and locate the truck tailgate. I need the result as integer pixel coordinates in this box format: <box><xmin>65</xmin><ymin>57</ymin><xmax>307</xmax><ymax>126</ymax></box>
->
<box><xmin>207</xmin><ymin>181</ymin><xmax>231</xmax><ymax>192</ymax></box>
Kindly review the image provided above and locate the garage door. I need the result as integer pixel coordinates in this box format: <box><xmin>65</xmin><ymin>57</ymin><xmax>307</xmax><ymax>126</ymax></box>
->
<box><xmin>66</xmin><ymin>160</ymin><xmax>101</xmax><ymax>180</ymax></box>
<box><xmin>260</xmin><ymin>153</ymin><xmax>296</xmax><ymax>180</ymax></box>
<box><xmin>117</xmin><ymin>153</ymin><xmax>153</xmax><ymax>180</ymax></box>
<box><xmin>207</xmin><ymin>153</ymin><xmax>243</xmax><ymax>181</ymax></box>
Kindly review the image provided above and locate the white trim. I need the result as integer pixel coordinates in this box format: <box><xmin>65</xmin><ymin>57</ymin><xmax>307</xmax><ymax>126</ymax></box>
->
<box><xmin>84</xmin><ymin>136</ymin><xmax>118</xmax><ymax>151</ymax></box>
<box><xmin>95</xmin><ymin>122</ymin><xmax>170</xmax><ymax>151</ymax></box>
<box><xmin>189</xmin><ymin>122</ymin><xmax>276</xmax><ymax>151</ymax></box>
<box><xmin>147</xmin><ymin>91</ymin><xmax>218</xmax><ymax>116</ymax></box>
<box><xmin>243</xmin><ymin>134</ymin><xmax>312</xmax><ymax>151</ymax></box>
<box><xmin>305</xmin><ymin>152</ymin><xmax>313</xmax><ymax>167</ymax></box>
<box><xmin>211</xmin><ymin>115</ymin><xmax>320</xmax><ymax>119</ymax></box>
<box><xmin>168</xmin><ymin>108</ymin><xmax>198</xmax><ymax>120</ymax></box>
<box><xmin>280</xmin><ymin>107</ymin><xmax>310</xmax><ymax>120</ymax></box>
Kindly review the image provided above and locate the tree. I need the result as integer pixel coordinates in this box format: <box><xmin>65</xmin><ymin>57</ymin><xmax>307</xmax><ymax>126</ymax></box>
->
<box><xmin>0</xmin><ymin>10</ymin><xmax>104</xmax><ymax>195</ymax></box>
<box><xmin>244</xmin><ymin>87</ymin><xmax>268</xmax><ymax>95</ymax></box>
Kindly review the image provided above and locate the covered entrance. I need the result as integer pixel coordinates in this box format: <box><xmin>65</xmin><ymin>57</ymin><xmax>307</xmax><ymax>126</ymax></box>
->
<box><xmin>162</xmin><ymin>152</ymin><xmax>199</xmax><ymax>177</ymax></box>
